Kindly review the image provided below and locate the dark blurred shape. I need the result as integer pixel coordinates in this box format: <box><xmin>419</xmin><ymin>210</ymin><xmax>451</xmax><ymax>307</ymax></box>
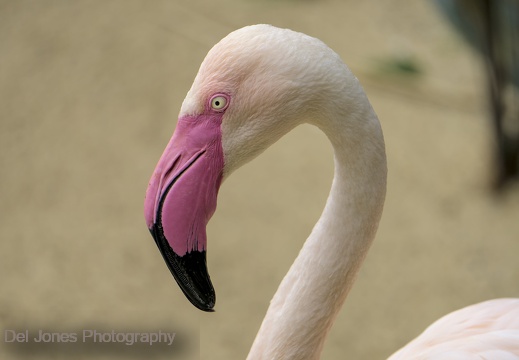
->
<box><xmin>435</xmin><ymin>0</ymin><xmax>519</xmax><ymax>191</ymax></box>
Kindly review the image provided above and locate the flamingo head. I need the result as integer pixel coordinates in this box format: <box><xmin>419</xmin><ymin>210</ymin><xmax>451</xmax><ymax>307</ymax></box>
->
<box><xmin>144</xmin><ymin>24</ymin><xmax>350</xmax><ymax>311</ymax></box>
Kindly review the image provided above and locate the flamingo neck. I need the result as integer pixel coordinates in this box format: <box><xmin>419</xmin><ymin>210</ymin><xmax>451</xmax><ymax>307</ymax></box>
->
<box><xmin>247</xmin><ymin>96</ymin><xmax>387</xmax><ymax>360</ymax></box>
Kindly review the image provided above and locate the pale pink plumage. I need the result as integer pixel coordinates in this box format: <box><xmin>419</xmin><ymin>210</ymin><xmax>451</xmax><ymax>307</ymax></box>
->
<box><xmin>389</xmin><ymin>298</ymin><xmax>519</xmax><ymax>359</ymax></box>
<box><xmin>151</xmin><ymin>24</ymin><xmax>519</xmax><ymax>359</ymax></box>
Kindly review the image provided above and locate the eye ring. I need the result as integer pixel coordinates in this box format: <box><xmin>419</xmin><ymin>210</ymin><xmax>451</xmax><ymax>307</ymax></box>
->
<box><xmin>209</xmin><ymin>94</ymin><xmax>229</xmax><ymax>112</ymax></box>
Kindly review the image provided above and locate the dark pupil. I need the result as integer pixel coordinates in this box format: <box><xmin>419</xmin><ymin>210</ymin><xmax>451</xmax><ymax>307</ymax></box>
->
<box><xmin>214</xmin><ymin>100</ymin><xmax>220</xmax><ymax>106</ymax></box>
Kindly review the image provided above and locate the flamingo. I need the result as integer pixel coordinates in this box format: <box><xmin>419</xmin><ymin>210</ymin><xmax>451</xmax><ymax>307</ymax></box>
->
<box><xmin>144</xmin><ymin>25</ymin><xmax>519</xmax><ymax>359</ymax></box>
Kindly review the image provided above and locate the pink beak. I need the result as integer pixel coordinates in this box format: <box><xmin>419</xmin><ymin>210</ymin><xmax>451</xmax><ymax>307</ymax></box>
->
<box><xmin>144</xmin><ymin>113</ymin><xmax>225</xmax><ymax>311</ymax></box>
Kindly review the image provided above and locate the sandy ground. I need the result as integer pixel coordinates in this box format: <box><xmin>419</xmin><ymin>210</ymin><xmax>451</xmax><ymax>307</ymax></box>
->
<box><xmin>1</xmin><ymin>0</ymin><xmax>519</xmax><ymax>359</ymax></box>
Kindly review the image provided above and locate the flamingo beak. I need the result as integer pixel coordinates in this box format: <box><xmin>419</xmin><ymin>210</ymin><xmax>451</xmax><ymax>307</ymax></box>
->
<box><xmin>144</xmin><ymin>113</ymin><xmax>225</xmax><ymax>312</ymax></box>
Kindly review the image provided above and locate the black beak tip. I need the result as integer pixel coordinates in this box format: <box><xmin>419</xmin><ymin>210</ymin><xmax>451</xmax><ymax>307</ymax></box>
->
<box><xmin>194</xmin><ymin>298</ymin><xmax>215</xmax><ymax>312</ymax></box>
<box><xmin>149</xmin><ymin>225</ymin><xmax>216</xmax><ymax>312</ymax></box>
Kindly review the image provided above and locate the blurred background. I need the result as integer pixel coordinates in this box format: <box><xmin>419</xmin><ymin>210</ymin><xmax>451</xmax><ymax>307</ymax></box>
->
<box><xmin>1</xmin><ymin>0</ymin><xmax>518</xmax><ymax>359</ymax></box>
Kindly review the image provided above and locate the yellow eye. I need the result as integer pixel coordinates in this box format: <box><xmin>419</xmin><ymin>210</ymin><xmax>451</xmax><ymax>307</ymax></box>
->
<box><xmin>210</xmin><ymin>95</ymin><xmax>228</xmax><ymax>111</ymax></box>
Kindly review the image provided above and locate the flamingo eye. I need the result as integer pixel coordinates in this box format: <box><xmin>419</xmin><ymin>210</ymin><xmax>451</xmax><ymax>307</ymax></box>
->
<box><xmin>210</xmin><ymin>95</ymin><xmax>228</xmax><ymax>111</ymax></box>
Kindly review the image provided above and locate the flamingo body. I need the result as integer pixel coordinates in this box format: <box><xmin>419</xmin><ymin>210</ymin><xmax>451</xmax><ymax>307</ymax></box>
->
<box><xmin>389</xmin><ymin>298</ymin><xmax>519</xmax><ymax>359</ymax></box>
<box><xmin>144</xmin><ymin>24</ymin><xmax>519</xmax><ymax>359</ymax></box>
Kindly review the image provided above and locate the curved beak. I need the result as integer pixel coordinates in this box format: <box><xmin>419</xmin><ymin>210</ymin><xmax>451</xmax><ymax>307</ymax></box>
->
<box><xmin>144</xmin><ymin>114</ymin><xmax>224</xmax><ymax>311</ymax></box>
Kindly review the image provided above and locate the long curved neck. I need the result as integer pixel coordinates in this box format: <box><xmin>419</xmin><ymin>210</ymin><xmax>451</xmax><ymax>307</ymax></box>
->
<box><xmin>247</xmin><ymin>92</ymin><xmax>387</xmax><ymax>360</ymax></box>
